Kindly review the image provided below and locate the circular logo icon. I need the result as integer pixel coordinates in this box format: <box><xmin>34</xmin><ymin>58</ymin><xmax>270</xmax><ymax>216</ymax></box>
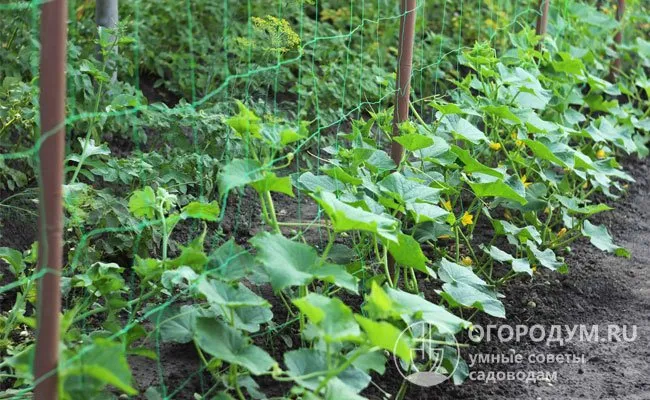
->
<box><xmin>393</xmin><ymin>321</ymin><xmax>461</xmax><ymax>387</ymax></box>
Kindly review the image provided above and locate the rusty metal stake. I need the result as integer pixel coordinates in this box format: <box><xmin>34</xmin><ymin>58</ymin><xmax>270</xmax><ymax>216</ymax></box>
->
<box><xmin>390</xmin><ymin>0</ymin><xmax>417</xmax><ymax>166</ymax></box>
<box><xmin>34</xmin><ymin>0</ymin><xmax>67</xmax><ymax>398</ymax></box>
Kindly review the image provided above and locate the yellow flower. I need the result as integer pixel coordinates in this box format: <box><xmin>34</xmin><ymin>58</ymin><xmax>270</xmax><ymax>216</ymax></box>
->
<box><xmin>461</xmin><ymin>212</ymin><xmax>473</xmax><ymax>226</ymax></box>
<box><xmin>520</xmin><ymin>175</ymin><xmax>532</xmax><ymax>188</ymax></box>
<box><xmin>515</xmin><ymin>139</ymin><xmax>524</xmax><ymax>148</ymax></box>
<box><xmin>442</xmin><ymin>199</ymin><xmax>452</xmax><ymax>211</ymax></box>
<box><xmin>462</xmin><ymin>256</ymin><xmax>473</xmax><ymax>266</ymax></box>
<box><xmin>531</xmin><ymin>264</ymin><xmax>538</xmax><ymax>274</ymax></box>
<box><xmin>582</xmin><ymin>181</ymin><xmax>589</xmax><ymax>189</ymax></box>
<box><xmin>489</xmin><ymin>142</ymin><xmax>502</xmax><ymax>151</ymax></box>
<box><xmin>596</xmin><ymin>149</ymin><xmax>606</xmax><ymax>159</ymax></box>
<box><xmin>558</xmin><ymin>227</ymin><xmax>567</xmax><ymax>238</ymax></box>
<box><xmin>544</xmin><ymin>207</ymin><xmax>551</xmax><ymax>215</ymax></box>
<box><xmin>510</xmin><ymin>131</ymin><xmax>518</xmax><ymax>140</ymax></box>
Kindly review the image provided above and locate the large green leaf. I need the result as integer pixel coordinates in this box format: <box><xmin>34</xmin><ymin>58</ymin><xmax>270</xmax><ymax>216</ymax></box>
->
<box><xmin>62</xmin><ymin>338</ymin><xmax>137</xmax><ymax>396</ymax></box>
<box><xmin>451</xmin><ymin>145</ymin><xmax>504</xmax><ymax>178</ymax></box>
<box><xmin>194</xmin><ymin>318</ymin><xmax>275</xmax><ymax>375</ymax></box>
<box><xmin>379</xmin><ymin>172</ymin><xmax>441</xmax><ymax>204</ymax></box>
<box><xmin>181</xmin><ymin>201</ymin><xmax>221</xmax><ymax>221</ymax></box>
<box><xmin>284</xmin><ymin>349</ymin><xmax>370</xmax><ymax>393</ymax></box>
<box><xmin>450</xmin><ymin>117</ymin><xmax>488</xmax><ymax>144</ymax></box>
<box><xmin>582</xmin><ymin>221</ymin><xmax>630</xmax><ymax>257</ymax></box>
<box><xmin>386</xmin><ymin>233</ymin><xmax>428</xmax><ymax>273</ymax></box>
<box><xmin>385</xmin><ymin>287</ymin><xmax>470</xmax><ymax>335</ymax></box>
<box><xmin>293</xmin><ymin>293</ymin><xmax>361</xmax><ymax>343</ymax></box>
<box><xmin>251</xmin><ymin>232</ymin><xmax>358</xmax><ymax>292</ymax></box>
<box><xmin>355</xmin><ymin>315</ymin><xmax>412</xmax><ymax>363</ymax></box>
<box><xmin>467</xmin><ymin>177</ymin><xmax>527</xmax><ymax>205</ymax></box>
<box><xmin>438</xmin><ymin>259</ymin><xmax>505</xmax><ymax>318</ymax></box>
<box><xmin>311</xmin><ymin>191</ymin><xmax>399</xmax><ymax>242</ymax></box>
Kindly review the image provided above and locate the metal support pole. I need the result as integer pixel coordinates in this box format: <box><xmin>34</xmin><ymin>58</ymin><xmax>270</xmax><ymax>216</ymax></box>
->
<box><xmin>390</xmin><ymin>0</ymin><xmax>417</xmax><ymax>166</ymax></box>
<box><xmin>34</xmin><ymin>0</ymin><xmax>67</xmax><ymax>397</ymax></box>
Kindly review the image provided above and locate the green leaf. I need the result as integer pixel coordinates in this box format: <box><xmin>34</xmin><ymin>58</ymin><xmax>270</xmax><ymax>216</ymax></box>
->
<box><xmin>363</xmin><ymin>281</ymin><xmax>401</xmax><ymax>320</ymax></box>
<box><xmin>218</xmin><ymin>159</ymin><xmax>262</xmax><ymax>195</ymax></box>
<box><xmin>467</xmin><ymin>178</ymin><xmax>527</xmax><ymax>205</ymax></box>
<box><xmin>181</xmin><ymin>201</ymin><xmax>221</xmax><ymax>221</ymax></box>
<box><xmin>298</xmin><ymin>172</ymin><xmax>343</xmax><ymax>192</ymax></box>
<box><xmin>250</xmin><ymin>232</ymin><xmax>316</xmax><ymax>290</ymax></box>
<box><xmin>483</xmin><ymin>246</ymin><xmax>532</xmax><ymax>276</ymax></box>
<box><xmin>450</xmin><ymin>117</ymin><xmax>488</xmax><ymax>144</ymax></box>
<box><xmin>284</xmin><ymin>349</ymin><xmax>370</xmax><ymax>393</ymax></box>
<box><xmin>293</xmin><ymin>293</ymin><xmax>361</xmax><ymax>343</ymax></box>
<box><xmin>481</xmin><ymin>105</ymin><xmax>521</xmax><ymax>124</ymax></box>
<box><xmin>128</xmin><ymin>186</ymin><xmax>156</xmax><ymax>219</ymax></box>
<box><xmin>582</xmin><ymin>221</ymin><xmax>630</xmax><ymax>257</ymax></box>
<box><xmin>393</xmin><ymin>133</ymin><xmax>434</xmax><ymax>151</ymax></box>
<box><xmin>226</xmin><ymin>101</ymin><xmax>261</xmax><ymax>138</ymax></box>
<box><xmin>355</xmin><ymin>315</ymin><xmax>412</xmax><ymax>362</ymax></box>
<box><xmin>430</xmin><ymin>102</ymin><xmax>465</xmax><ymax>115</ymax></box>
<box><xmin>385</xmin><ymin>287</ymin><xmax>470</xmax><ymax>335</ymax></box>
<box><xmin>321</xmin><ymin>166</ymin><xmax>362</xmax><ymax>185</ymax></box>
<box><xmin>379</xmin><ymin>173</ymin><xmax>441</xmax><ymax>204</ymax></box>
<box><xmin>438</xmin><ymin>259</ymin><xmax>505</xmax><ymax>318</ymax></box>
<box><xmin>194</xmin><ymin>318</ymin><xmax>275</xmax><ymax>375</ymax></box>
<box><xmin>198</xmin><ymin>279</ymin><xmax>272</xmax><ymax>332</ymax></box>
<box><xmin>152</xmin><ymin>305</ymin><xmax>206</xmax><ymax>344</ymax></box>
<box><xmin>386</xmin><ymin>233</ymin><xmax>427</xmax><ymax>273</ymax></box>
<box><xmin>62</xmin><ymin>338</ymin><xmax>137</xmax><ymax>396</ymax></box>
<box><xmin>555</xmin><ymin>195</ymin><xmax>612</xmax><ymax>216</ymax></box>
<box><xmin>311</xmin><ymin>191</ymin><xmax>399</xmax><ymax>242</ymax></box>
<box><xmin>249</xmin><ymin>172</ymin><xmax>295</xmax><ymax>197</ymax></box>
<box><xmin>527</xmin><ymin>244</ymin><xmax>567</xmax><ymax>271</ymax></box>
<box><xmin>406</xmin><ymin>203</ymin><xmax>450</xmax><ymax>224</ymax></box>
<box><xmin>207</xmin><ymin>239</ymin><xmax>256</xmax><ymax>281</ymax></box>
<box><xmin>451</xmin><ymin>145</ymin><xmax>504</xmax><ymax>178</ymax></box>
<box><xmin>251</xmin><ymin>232</ymin><xmax>357</xmax><ymax>292</ymax></box>
<box><xmin>523</xmin><ymin>139</ymin><xmax>567</xmax><ymax>167</ymax></box>
<box><xmin>0</xmin><ymin>247</ymin><xmax>25</xmax><ymax>276</ymax></box>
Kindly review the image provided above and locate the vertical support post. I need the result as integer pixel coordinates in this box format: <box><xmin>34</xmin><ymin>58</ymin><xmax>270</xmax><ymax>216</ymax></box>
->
<box><xmin>613</xmin><ymin>0</ymin><xmax>625</xmax><ymax>73</ymax></box>
<box><xmin>96</xmin><ymin>0</ymin><xmax>119</xmax><ymax>80</ymax></box>
<box><xmin>390</xmin><ymin>0</ymin><xmax>417</xmax><ymax>166</ymax></box>
<box><xmin>34</xmin><ymin>0</ymin><xmax>67</xmax><ymax>398</ymax></box>
<box><xmin>535</xmin><ymin>0</ymin><xmax>550</xmax><ymax>37</ymax></box>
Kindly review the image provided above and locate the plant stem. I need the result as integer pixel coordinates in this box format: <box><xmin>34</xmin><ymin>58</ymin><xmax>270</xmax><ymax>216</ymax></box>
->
<box><xmin>264</xmin><ymin>191</ymin><xmax>280</xmax><ymax>233</ymax></box>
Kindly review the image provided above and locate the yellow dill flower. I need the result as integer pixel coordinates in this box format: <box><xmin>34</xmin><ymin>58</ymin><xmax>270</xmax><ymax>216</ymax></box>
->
<box><xmin>442</xmin><ymin>199</ymin><xmax>452</xmax><ymax>211</ymax></box>
<box><xmin>462</xmin><ymin>256</ymin><xmax>473</xmax><ymax>266</ymax></box>
<box><xmin>558</xmin><ymin>227</ymin><xmax>567</xmax><ymax>238</ymax></box>
<box><xmin>461</xmin><ymin>212</ymin><xmax>474</xmax><ymax>226</ymax></box>
<box><xmin>596</xmin><ymin>149</ymin><xmax>606</xmax><ymax>159</ymax></box>
<box><xmin>520</xmin><ymin>175</ymin><xmax>532</xmax><ymax>188</ymax></box>
<box><xmin>489</xmin><ymin>142</ymin><xmax>502</xmax><ymax>151</ymax></box>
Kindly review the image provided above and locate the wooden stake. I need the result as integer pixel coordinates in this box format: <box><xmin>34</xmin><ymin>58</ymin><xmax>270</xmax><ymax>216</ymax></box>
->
<box><xmin>390</xmin><ymin>0</ymin><xmax>417</xmax><ymax>166</ymax></box>
<box><xmin>34</xmin><ymin>0</ymin><xmax>67</xmax><ymax>398</ymax></box>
